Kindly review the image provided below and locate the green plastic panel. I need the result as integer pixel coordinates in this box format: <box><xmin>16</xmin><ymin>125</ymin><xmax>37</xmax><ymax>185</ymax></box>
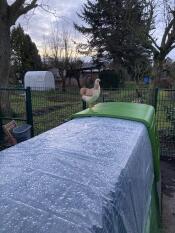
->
<box><xmin>144</xmin><ymin>182</ymin><xmax>160</xmax><ymax>233</ymax></box>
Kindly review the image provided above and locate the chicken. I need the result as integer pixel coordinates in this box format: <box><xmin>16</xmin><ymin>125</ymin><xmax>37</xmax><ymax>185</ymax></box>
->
<box><xmin>80</xmin><ymin>79</ymin><xmax>101</xmax><ymax>108</ymax></box>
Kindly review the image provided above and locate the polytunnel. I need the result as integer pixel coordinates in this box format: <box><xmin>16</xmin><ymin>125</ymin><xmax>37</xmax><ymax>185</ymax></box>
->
<box><xmin>0</xmin><ymin>102</ymin><xmax>160</xmax><ymax>233</ymax></box>
<box><xmin>24</xmin><ymin>71</ymin><xmax>55</xmax><ymax>90</ymax></box>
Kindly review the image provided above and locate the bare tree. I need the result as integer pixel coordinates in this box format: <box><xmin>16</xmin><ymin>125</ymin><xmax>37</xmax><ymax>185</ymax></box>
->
<box><xmin>45</xmin><ymin>22</ymin><xmax>82</xmax><ymax>91</ymax></box>
<box><xmin>42</xmin><ymin>35</ymin><xmax>50</xmax><ymax>68</ymax></box>
<box><xmin>149</xmin><ymin>0</ymin><xmax>175</xmax><ymax>83</ymax></box>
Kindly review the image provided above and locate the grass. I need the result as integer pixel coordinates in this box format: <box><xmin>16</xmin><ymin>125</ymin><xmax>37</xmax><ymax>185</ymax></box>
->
<box><xmin>33</xmin><ymin>102</ymin><xmax>82</xmax><ymax>135</ymax></box>
<box><xmin>31</xmin><ymin>89</ymin><xmax>82</xmax><ymax>134</ymax></box>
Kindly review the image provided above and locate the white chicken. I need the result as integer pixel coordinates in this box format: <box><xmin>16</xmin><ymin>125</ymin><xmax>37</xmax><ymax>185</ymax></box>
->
<box><xmin>80</xmin><ymin>79</ymin><xmax>101</xmax><ymax>108</ymax></box>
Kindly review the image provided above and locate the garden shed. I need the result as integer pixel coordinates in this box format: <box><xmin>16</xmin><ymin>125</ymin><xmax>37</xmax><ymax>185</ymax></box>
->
<box><xmin>24</xmin><ymin>71</ymin><xmax>55</xmax><ymax>90</ymax></box>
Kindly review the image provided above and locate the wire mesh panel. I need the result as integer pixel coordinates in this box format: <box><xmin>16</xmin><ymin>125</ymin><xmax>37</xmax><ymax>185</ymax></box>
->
<box><xmin>156</xmin><ymin>89</ymin><xmax>175</xmax><ymax>158</ymax></box>
<box><xmin>31</xmin><ymin>87</ymin><xmax>158</xmax><ymax>138</ymax></box>
<box><xmin>99</xmin><ymin>88</ymin><xmax>175</xmax><ymax>158</ymax></box>
<box><xmin>0</xmin><ymin>88</ymin><xmax>27</xmax><ymax>123</ymax></box>
<box><xmin>31</xmin><ymin>88</ymin><xmax>82</xmax><ymax>135</ymax></box>
<box><xmin>100</xmin><ymin>88</ymin><xmax>156</xmax><ymax>106</ymax></box>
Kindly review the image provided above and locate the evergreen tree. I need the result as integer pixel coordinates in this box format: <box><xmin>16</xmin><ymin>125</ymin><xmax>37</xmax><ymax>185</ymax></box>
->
<box><xmin>75</xmin><ymin>0</ymin><xmax>153</xmax><ymax>69</ymax></box>
<box><xmin>10</xmin><ymin>25</ymin><xmax>42</xmax><ymax>82</ymax></box>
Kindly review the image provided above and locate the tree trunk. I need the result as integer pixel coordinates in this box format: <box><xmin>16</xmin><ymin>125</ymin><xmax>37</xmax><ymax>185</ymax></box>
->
<box><xmin>155</xmin><ymin>61</ymin><xmax>163</xmax><ymax>80</ymax></box>
<box><xmin>153</xmin><ymin>55</ymin><xmax>165</xmax><ymax>88</ymax></box>
<box><xmin>0</xmin><ymin>19</ymin><xmax>11</xmax><ymax>115</ymax></box>
<box><xmin>62</xmin><ymin>77</ymin><xmax>66</xmax><ymax>92</ymax></box>
<box><xmin>75</xmin><ymin>71</ymin><xmax>81</xmax><ymax>89</ymax></box>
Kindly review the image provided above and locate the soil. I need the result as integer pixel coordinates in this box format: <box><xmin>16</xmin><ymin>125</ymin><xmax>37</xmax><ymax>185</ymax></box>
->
<box><xmin>161</xmin><ymin>160</ymin><xmax>175</xmax><ymax>233</ymax></box>
<box><xmin>32</xmin><ymin>103</ymin><xmax>74</xmax><ymax>116</ymax></box>
<box><xmin>47</xmin><ymin>96</ymin><xmax>70</xmax><ymax>102</ymax></box>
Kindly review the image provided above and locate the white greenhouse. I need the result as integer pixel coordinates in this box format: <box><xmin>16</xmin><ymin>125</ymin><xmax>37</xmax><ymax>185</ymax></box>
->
<box><xmin>24</xmin><ymin>71</ymin><xmax>55</xmax><ymax>91</ymax></box>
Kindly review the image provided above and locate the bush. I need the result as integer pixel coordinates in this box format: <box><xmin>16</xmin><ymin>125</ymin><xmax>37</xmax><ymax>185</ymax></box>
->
<box><xmin>99</xmin><ymin>70</ymin><xmax>121</xmax><ymax>89</ymax></box>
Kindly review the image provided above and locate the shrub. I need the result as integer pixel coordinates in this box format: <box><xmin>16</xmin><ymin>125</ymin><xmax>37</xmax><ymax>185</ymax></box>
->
<box><xmin>99</xmin><ymin>70</ymin><xmax>121</xmax><ymax>89</ymax></box>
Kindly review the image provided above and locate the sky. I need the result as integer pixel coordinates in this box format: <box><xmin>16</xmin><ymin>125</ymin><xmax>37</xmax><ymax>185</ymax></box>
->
<box><xmin>8</xmin><ymin>0</ymin><xmax>175</xmax><ymax>60</ymax></box>
<box><xmin>10</xmin><ymin>0</ymin><xmax>87</xmax><ymax>57</ymax></box>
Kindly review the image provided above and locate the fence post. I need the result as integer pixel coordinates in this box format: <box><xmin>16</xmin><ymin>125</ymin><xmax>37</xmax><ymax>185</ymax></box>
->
<box><xmin>154</xmin><ymin>88</ymin><xmax>159</xmax><ymax>113</ymax></box>
<box><xmin>82</xmin><ymin>100</ymin><xmax>86</xmax><ymax>110</ymax></box>
<box><xmin>26</xmin><ymin>87</ymin><xmax>34</xmax><ymax>137</ymax></box>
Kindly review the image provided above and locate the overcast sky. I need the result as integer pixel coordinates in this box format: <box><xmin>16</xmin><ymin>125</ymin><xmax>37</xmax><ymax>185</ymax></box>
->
<box><xmin>12</xmin><ymin>0</ymin><xmax>86</xmax><ymax>55</ymax></box>
<box><xmin>9</xmin><ymin>0</ymin><xmax>175</xmax><ymax>60</ymax></box>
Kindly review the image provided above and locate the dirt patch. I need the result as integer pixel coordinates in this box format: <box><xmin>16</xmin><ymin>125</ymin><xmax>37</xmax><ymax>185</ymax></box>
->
<box><xmin>161</xmin><ymin>160</ymin><xmax>175</xmax><ymax>233</ymax></box>
<box><xmin>32</xmin><ymin>104</ymin><xmax>72</xmax><ymax>116</ymax></box>
<box><xmin>47</xmin><ymin>96</ymin><xmax>67</xmax><ymax>102</ymax></box>
<box><xmin>32</xmin><ymin>105</ymin><xmax>63</xmax><ymax>116</ymax></box>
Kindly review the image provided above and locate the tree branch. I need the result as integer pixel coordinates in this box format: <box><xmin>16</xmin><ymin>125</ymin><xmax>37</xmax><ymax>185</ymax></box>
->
<box><xmin>161</xmin><ymin>14</ymin><xmax>175</xmax><ymax>48</ymax></box>
<box><xmin>170</xmin><ymin>44</ymin><xmax>175</xmax><ymax>50</ymax></box>
<box><xmin>148</xmin><ymin>35</ymin><xmax>160</xmax><ymax>51</ymax></box>
<box><xmin>9</xmin><ymin>0</ymin><xmax>38</xmax><ymax>25</ymax></box>
<box><xmin>10</xmin><ymin>0</ymin><xmax>25</xmax><ymax>11</ymax></box>
<box><xmin>146</xmin><ymin>1</ymin><xmax>155</xmax><ymax>31</ymax></box>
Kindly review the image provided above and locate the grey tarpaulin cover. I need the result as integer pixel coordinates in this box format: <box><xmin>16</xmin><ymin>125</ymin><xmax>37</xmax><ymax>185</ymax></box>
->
<box><xmin>0</xmin><ymin>117</ymin><xmax>154</xmax><ymax>233</ymax></box>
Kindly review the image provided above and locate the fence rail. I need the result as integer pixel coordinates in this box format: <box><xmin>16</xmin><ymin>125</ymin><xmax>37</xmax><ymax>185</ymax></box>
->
<box><xmin>0</xmin><ymin>87</ymin><xmax>175</xmax><ymax>158</ymax></box>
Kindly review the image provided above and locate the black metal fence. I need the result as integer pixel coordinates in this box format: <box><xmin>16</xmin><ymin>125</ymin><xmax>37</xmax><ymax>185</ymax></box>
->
<box><xmin>156</xmin><ymin>89</ymin><xmax>175</xmax><ymax>158</ymax></box>
<box><xmin>0</xmin><ymin>87</ymin><xmax>175</xmax><ymax>158</ymax></box>
<box><xmin>30</xmin><ymin>88</ymin><xmax>82</xmax><ymax>135</ymax></box>
<box><xmin>30</xmin><ymin>87</ymin><xmax>158</xmax><ymax>135</ymax></box>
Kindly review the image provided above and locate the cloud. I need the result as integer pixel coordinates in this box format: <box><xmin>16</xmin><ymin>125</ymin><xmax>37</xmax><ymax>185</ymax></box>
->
<box><xmin>13</xmin><ymin>0</ymin><xmax>86</xmax><ymax>54</ymax></box>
